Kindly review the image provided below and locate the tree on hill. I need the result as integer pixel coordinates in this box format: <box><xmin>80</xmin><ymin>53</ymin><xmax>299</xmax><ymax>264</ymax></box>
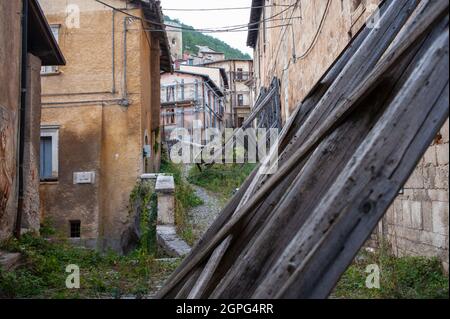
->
<box><xmin>165</xmin><ymin>16</ymin><xmax>252</xmax><ymax>60</ymax></box>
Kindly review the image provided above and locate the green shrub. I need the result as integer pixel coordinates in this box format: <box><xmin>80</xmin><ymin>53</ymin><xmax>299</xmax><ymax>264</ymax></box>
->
<box><xmin>333</xmin><ymin>244</ymin><xmax>449</xmax><ymax>299</ymax></box>
<box><xmin>160</xmin><ymin>155</ymin><xmax>203</xmax><ymax>246</ymax></box>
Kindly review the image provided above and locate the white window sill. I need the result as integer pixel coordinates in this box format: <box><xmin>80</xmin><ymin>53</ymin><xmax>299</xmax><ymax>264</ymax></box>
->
<box><xmin>41</xmin><ymin>71</ymin><xmax>61</xmax><ymax>77</ymax></box>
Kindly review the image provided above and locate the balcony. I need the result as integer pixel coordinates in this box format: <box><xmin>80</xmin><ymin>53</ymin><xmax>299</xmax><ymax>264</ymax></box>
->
<box><xmin>233</xmin><ymin>72</ymin><xmax>253</xmax><ymax>82</ymax></box>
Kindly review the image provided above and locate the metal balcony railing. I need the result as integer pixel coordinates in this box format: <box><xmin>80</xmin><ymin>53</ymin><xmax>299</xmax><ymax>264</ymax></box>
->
<box><xmin>233</xmin><ymin>72</ymin><xmax>253</xmax><ymax>82</ymax></box>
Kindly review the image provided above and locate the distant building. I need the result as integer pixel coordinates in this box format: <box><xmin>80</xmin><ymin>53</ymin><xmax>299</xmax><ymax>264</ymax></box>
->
<box><xmin>201</xmin><ymin>59</ymin><xmax>254</xmax><ymax>128</ymax></box>
<box><xmin>165</xmin><ymin>20</ymin><xmax>183</xmax><ymax>61</ymax></box>
<box><xmin>0</xmin><ymin>0</ymin><xmax>65</xmax><ymax>240</ymax></box>
<box><xmin>195</xmin><ymin>46</ymin><xmax>226</xmax><ymax>64</ymax></box>
<box><xmin>179</xmin><ymin>65</ymin><xmax>229</xmax><ymax>97</ymax></box>
<box><xmin>177</xmin><ymin>46</ymin><xmax>227</xmax><ymax>67</ymax></box>
<box><xmin>38</xmin><ymin>0</ymin><xmax>172</xmax><ymax>253</ymax></box>
<box><xmin>160</xmin><ymin>70</ymin><xmax>226</xmax><ymax>141</ymax></box>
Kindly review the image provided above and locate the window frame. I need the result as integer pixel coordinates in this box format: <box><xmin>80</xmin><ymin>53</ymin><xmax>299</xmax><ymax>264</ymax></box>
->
<box><xmin>69</xmin><ymin>220</ymin><xmax>81</xmax><ymax>238</ymax></box>
<box><xmin>165</xmin><ymin>108</ymin><xmax>176</xmax><ymax>125</ymax></box>
<box><xmin>237</xmin><ymin>94</ymin><xmax>244</xmax><ymax>106</ymax></box>
<box><xmin>41</xmin><ymin>24</ymin><xmax>61</xmax><ymax>75</ymax></box>
<box><xmin>40</xmin><ymin>126</ymin><xmax>59</xmax><ymax>181</ymax></box>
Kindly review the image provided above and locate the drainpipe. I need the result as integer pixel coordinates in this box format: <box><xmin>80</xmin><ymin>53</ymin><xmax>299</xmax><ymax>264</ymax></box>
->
<box><xmin>111</xmin><ymin>10</ymin><xmax>116</xmax><ymax>94</ymax></box>
<box><xmin>119</xmin><ymin>17</ymin><xmax>130</xmax><ymax>107</ymax></box>
<box><xmin>15</xmin><ymin>0</ymin><xmax>29</xmax><ymax>238</ymax></box>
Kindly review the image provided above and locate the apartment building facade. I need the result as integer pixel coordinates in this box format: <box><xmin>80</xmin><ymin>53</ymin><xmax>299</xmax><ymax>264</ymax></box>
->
<box><xmin>160</xmin><ymin>70</ymin><xmax>226</xmax><ymax>141</ymax></box>
<box><xmin>38</xmin><ymin>0</ymin><xmax>172</xmax><ymax>253</ymax></box>
<box><xmin>202</xmin><ymin>59</ymin><xmax>254</xmax><ymax>127</ymax></box>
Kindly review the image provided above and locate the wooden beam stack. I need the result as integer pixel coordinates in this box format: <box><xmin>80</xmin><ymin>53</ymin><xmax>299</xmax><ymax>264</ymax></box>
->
<box><xmin>157</xmin><ymin>0</ymin><xmax>449</xmax><ymax>299</ymax></box>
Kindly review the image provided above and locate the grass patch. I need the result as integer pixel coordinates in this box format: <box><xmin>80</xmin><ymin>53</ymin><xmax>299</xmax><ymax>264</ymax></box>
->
<box><xmin>0</xmin><ymin>234</ymin><xmax>180</xmax><ymax>299</ymax></box>
<box><xmin>188</xmin><ymin>163</ymin><xmax>256</xmax><ymax>202</ymax></box>
<box><xmin>160</xmin><ymin>155</ymin><xmax>203</xmax><ymax>246</ymax></box>
<box><xmin>332</xmin><ymin>245</ymin><xmax>449</xmax><ymax>299</ymax></box>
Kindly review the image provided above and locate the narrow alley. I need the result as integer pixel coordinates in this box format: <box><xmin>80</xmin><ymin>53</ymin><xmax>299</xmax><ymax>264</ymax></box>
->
<box><xmin>0</xmin><ymin>0</ymin><xmax>448</xmax><ymax>306</ymax></box>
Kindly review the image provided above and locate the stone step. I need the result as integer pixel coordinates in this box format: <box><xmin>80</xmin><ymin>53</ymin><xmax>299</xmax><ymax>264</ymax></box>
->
<box><xmin>156</xmin><ymin>225</ymin><xmax>191</xmax><ymax>257</ymax></box>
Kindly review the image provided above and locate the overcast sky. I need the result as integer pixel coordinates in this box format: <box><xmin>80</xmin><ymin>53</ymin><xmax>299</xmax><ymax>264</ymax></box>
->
<box><xmin>159</xmin><ymin>0</ymin><xmax>254</xmax><ymax>56</ymax></box>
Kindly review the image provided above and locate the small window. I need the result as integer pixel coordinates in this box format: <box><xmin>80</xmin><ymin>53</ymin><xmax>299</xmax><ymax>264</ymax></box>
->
<box><xmin>194</xmin><ymin>80</ymin><xmax>199</xmax><ymax>100</ymax></box>
<box><xmin>172</xmin><ymin>38</ymin><xmax>176</xmax><ymax>45</ymax></box>
<box><xmin>180</xmin><ymin>80</ymin><xmax>185</xmax><ymax>101</ymax></box>
<box><xmin>41</xmin><ymin>25</ymin><xmax>60</xmax><ymax>75</ymax></box>
<box><xmin>237</xmin><ymin>94</ymin><xmax>244</xmax><ymax>106</ymax></box>
<box><xmin>166</xmin><ymin>86</ymin><xmax>175</xmax><ymax>102</ymax></box>
<box><xmin>40</xmin><ymin>127</ymin><xmax>59</xmax><ymax>181</ymax></box>
<box><xmin>236</xmin><ymin>68</ymin><xmax>244</xmax><ymax>80</ymax></box>
<box><xmin>70</xmin><ymin>220</ymin><xmax>81</xmax><ymax>238</ymax></box>
<box><xmin>165</xmin><ymin>108</ymin><xmax>176</xmax><ymax>125</ymax></box>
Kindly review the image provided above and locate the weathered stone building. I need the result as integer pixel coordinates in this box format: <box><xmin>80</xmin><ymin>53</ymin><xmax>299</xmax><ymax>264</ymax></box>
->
<box><xmin>38</xmin><ymin>0</ymin><xmax>172</xmax><ymax>253</ymax></box>
<box><xmin>201</xmin><ymin>59</ymin><xmax>254</xmax><ymax>127</ymax></box>
<box><xmin>0</xmin><ymin>0</ymin><xmax>65</xmax><ymax>241</ymax></box>
<box><xmin>247</xmin><ymin>0</ymin><xmax>448</xmax><ymax>269</ymax></box>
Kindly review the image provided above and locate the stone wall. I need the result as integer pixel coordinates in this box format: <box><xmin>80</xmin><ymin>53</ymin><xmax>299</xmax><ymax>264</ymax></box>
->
<box><xmin>0</xmin><ymin>0</ymin><xmax>22</xmax><ymax>240</ymax></box>
<box><xmin>253</xmin><ymin>0</ymin><xmax>380</xmax><ymax>122</ymax></box>
<box><xmin>379</xmin><ymin>120</ymin><xmax>449</xmax><ymax>272</ymax></box>
<box><xmin>21</xmin><ymin>54</ymin><xmax>43</xmax><ymax>232</ymax></box>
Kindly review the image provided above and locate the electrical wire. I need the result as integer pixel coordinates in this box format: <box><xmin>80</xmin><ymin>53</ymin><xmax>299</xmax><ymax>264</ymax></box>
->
<box><xmin>267</xmin><ymin>0</ymin><xmax>330</xmax><ymax>78</ymax></box>
<box><xmin>94</xmin><ymin>0</ymin><xmax>297</xmax><ymax>33</ymax></box>
<box><xmin>267</xmin><ymin>0</ymin><xmax>301</xmax><ymax>76</ymax></box>
<box><xmin>162</xmin><ymin>4</ymin><xmax>292</xmax><ymax>11</ymax></box>
<box><xmin>295</xmin><ymin>0</ymin><xmax>331</xmax><ymax>60</ymax></box>
<box><xmin>166</xmin><ymin>17</ymin><xmax>302</xmax><ymax>32</ymax></box>
<box><xmin>146</xmin><ymin>24</ymin><xmax>293</xmax><ymax>33</ymax></box>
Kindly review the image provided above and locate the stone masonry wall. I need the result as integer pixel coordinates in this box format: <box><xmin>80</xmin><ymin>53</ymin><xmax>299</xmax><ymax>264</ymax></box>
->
<box><xmin>380</xmin><ymin>119</ymin><xmax>449</xmax><ymax>273</ymax></box>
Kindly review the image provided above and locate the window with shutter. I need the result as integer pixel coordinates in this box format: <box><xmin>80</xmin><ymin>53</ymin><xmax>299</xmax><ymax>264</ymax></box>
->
<box><xmin>40</xmin><ymin>136</ymin><xmax>53</xmax><ymax>179</ymax></box>
<box><xmin>40</xmin><ymin>127</ymin><xmax>59</xmax><ymax>181</ymax></box>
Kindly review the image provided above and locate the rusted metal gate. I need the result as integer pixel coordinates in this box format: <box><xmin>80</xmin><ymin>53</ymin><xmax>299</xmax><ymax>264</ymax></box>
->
<box><xmin>255</xmin><ymin>78</ymin><xmax>282</xmax><ymax>130</ymax></box>
<box><xmin>194</xmin><ymin>77</ymin><xmax>282</xmax><ymax>164</ymax></box>
<box><xmin>158</xmin><ymin>0</ymin><xmax>449</xmax><ymax>299</ymax></box>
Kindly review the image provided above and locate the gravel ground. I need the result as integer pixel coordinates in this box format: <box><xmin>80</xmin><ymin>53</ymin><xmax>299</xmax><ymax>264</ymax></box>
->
<box><xmin>182</xmin><ymin>165</ymin><xmax>223</xmax><ymax>243</ymax></box>
<box><xmin>189</xmin><ymin>183</ymin><xmax>223</xmax><ymax>242</ymax></box>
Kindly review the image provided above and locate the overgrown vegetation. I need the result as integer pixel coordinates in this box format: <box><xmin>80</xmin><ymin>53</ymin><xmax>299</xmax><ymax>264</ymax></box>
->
<box><xmin>333</xmin><ymin>244</ymin><xmax>449</xmax><ymax>299</ymax></box>
<box><xmin>129</xmin><ymin>181</ymin><xmax>158</xmax><ymax>255</ymax></box>
<box><xmin>160</xmin><ymin>154</ymin><xmax>203</xmax><ymax>246</ymax></box>
<box><xmin>0</xmin><ymin>234</ymin><xmax>180</xmax><ymax>299</ymax></box>
<box><xmin>165</xmin><ymin>16</ymin><xmax>252</xmax><ymax>60</ymax></box>
<box><xmin>188</xmin><ymin>163</ymin><xmax>256</xmax><ymax>203</ymax></box>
